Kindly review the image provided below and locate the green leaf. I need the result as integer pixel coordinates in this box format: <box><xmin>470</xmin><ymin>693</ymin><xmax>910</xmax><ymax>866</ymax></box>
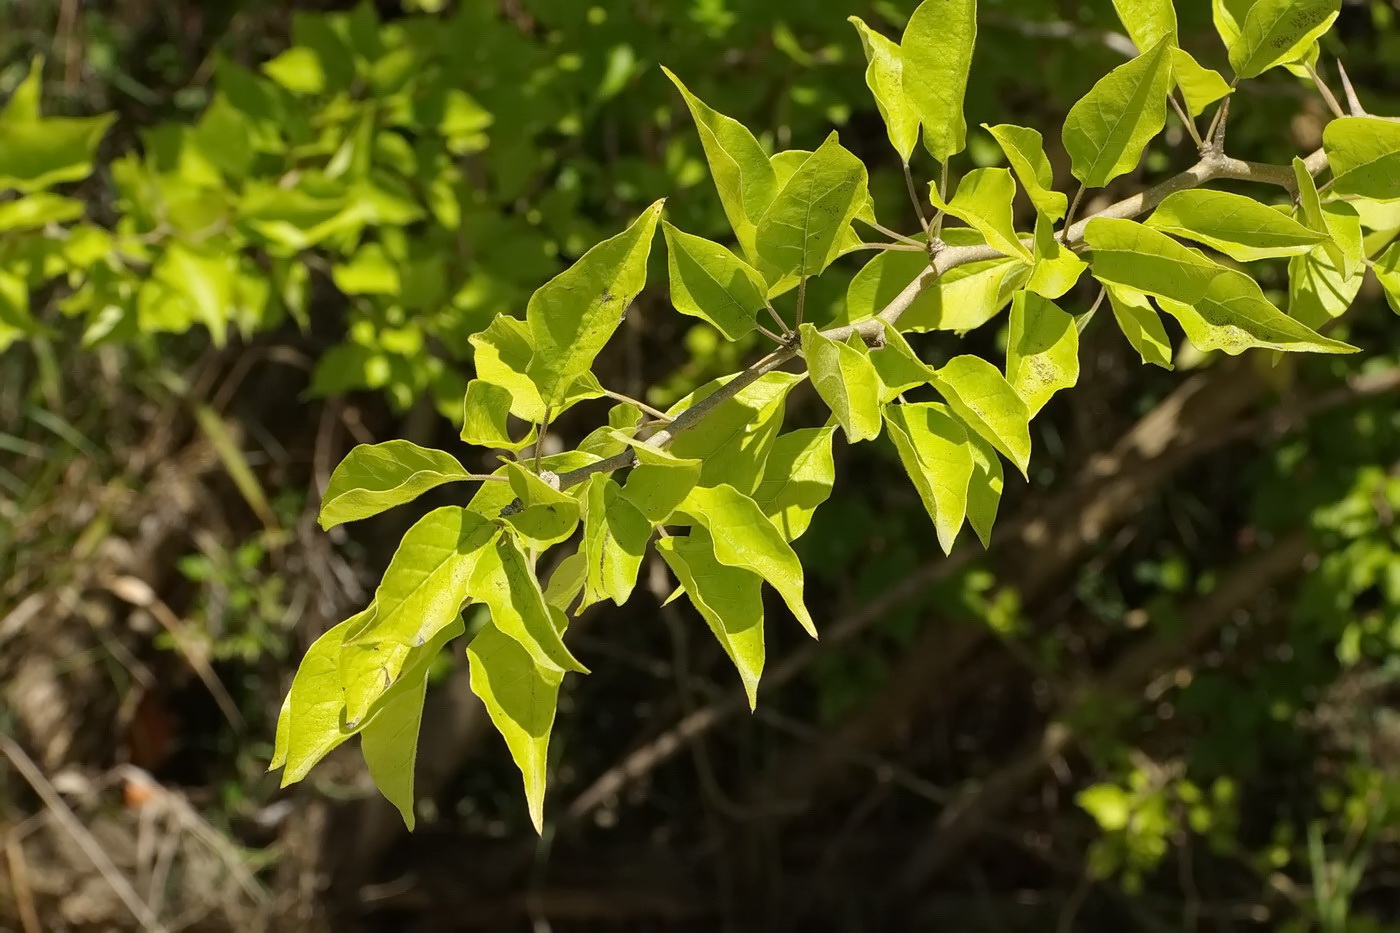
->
<box><xmin>928</xmin><ymin>168</ymin><xmax>1033</xmax><ymax>261</ymax></box>
<box><xmin>1027</xmin><ymin>212</ymin><xmax>1088</xmax><ymax>299</ymax></box>
<box><xmin>1084</xmin><ymin>217</ymin><xmax>1227</xmax><ymax>304</ymax></box>
<box><xmin>964</xmin><ymin>430</ymin><xmax>1004</xmax><ymax>548</ymax></box>
<box><xmin>340</xmin><ymin>507</ymin><xmax>496</xmax><ymax>724</ymax></box>
<box><xmin>883</xmin><ymin>402</ymin><xmax>974</xmax><ymax>554</ymax></box>
<box><xmin>930</xmin><ymin>355</ymin><xmax>1033</xmax><ymax>477</ymax></box>
<box><xmin>1324</xmin><ymin>117</ymin><xmax>1400</xmax><ymax>203</ymax></box>
<box><xmin>666</xmin><ymin>371</ymin><xmax>804</xmax><ymax>494</ymax></box>
<box><xmin>1006</xmin><ymin>292</ymin><xmax>1079</xmax><ymax>416</ymax></box>
<box><xmin>544</xmin><ymin>552</ymin><xmax>588</xmax><ymax>613</ymax></box>
<box><xmin>753</xmin><ymin>426</ymin><xmax>838</xmax><ymax>542</ymax></box>
<box><xmin>471</xmin><ymin>532</ymin><xmax>588</xmax><ymax>675</ymax></box>
<box><xmin>657</xmin><ymin>529</ymin><xmax>766</xmax><ymax>708</ymax></box>
<box><xmin>1373</xmin><ymin>243</ymin><xmax>1400</xmax><ymax>314</ymax></box>
<box><xmin>0</xmin><ymin>192</ymin><xmax>83</xmax><ymax>231</ymax></box>
<box><xmin>675</xmin><ymin>483</ymin><xmax>815</xmax><ymax>638</ymax></box>
<box><xmin>0</xmin><ymin>69</ymin><xmax>114</xmax><ymax>193</ymax></box>
<box><xmin>156</xmin><ymin>244</ymin><xmax>235</xmax><ymax>343</ymax></box>
<box><xmin>662</xmin><ymin>222</ymin><xmax>768</xmax><ymax>340</ymax></box>
<box><xmin>333</xmin><ymin>243</ymin><xmax>399</xmax><ymax>295</ymax></box>
<box><xmin>1229</xmin><ymin>0</ymin><xmax>1339</xmax><ymax>79</ymax></box>
<box><xmin>273</xmin><ymin>611</ymin><xmax>364</xmax><ymax>783</ymax></box>
<box><xmin>1156</xmin><ymin>268</ymin><xmax>1357</xmax><ymax>355</ymax></box>
<box><xmin>1106</xmin><ymin>284</ymin><xmax>1175</xmax><ymax>370</ymax></box>
<box><xmin>1169</xmin><ymin>48</ymin><xmax>1232</xmax><ymax>117</ymax></box>
<box><xmin>846</xmin><ymin>233</ymin><xmax>1029</xmax><ymax>333</ymax></box>
<box><xmin>869</xmin><ymin>321</ymin><xmax>935</xmax><ymax>401</ymax></box>
<box><xmin>461</xmin><ymin>380</ymin><xmax>535</xmax><ymax>452</ymax></box>
<box><xmin>502</xmin><ymin>462</ymin><xmax>582</xmax><ymax>550</ymax></box>
<box><xmin>663</xmin><ymin>67</ymin><xmax>777</xmax><ymax>258</ymax></box>
<box><xmin>580</xmin><ymin>474</ymin><xmax>651</xmax><ymax>610</ymax></box>
<box><xmin>982</xmin><ymin>124</ymin><xmax>1068</xmax><ymax>221</ymax></box>
<box><xmin>578</xmin><ymin>404</ymin><xmax>644</xmax><ymax>460</ymax></box>
<box><xmin>467</xmin><ymin>620</ymin><xmax>564</xmax><ymax>834</ymax></box>
<box><xmin>359</xmin><ymin>617</ymin><xmax>464</xmax><ymax>830</ymax></box>
<box><xmin>617</xmin><ymin>438</ymin><xmax>703</xmax><ymax>524</ymax></box>
<box><xmin>1288</xmin><ymin>203</ymin><xmax>1364</xmax><ymax>329</ymax></box>
<box><xmin>470</xmin><ymin>316</ymin><xmax>601</xmax><ymax>424</ymax></box>
<box><xmin>1145</xmin><ymin>190</ymin><xmax>1331</xmax><ymax>261</ymax></box>
<box><xmin>264</xmin><ymin>46</ymin><xmax>327</xmax><ymax>94</ymax></box>
<box><xmin>800</xmin><ymin>324</ymin><xmax>883</xmax><ymax>443</ymax></box>
<box><xmin>1291</xmin><ymin>155</ymin><xmax>1348</xmax><ymax>272</ymax></box>
<box><xmin>1111</xmin><ymin>0</ymin><xmax>1178</xmax><ymax>51</ymax></box>
<box><xmin>849</xmin><ymin>16</ymin><xmax>920</xmax><ymax>162</ymax></box>
<box><xmin>755</xmin><ymin>132</ymin><xmax>868</xmax><ymax>283</ymax></box>
<box><xmin>901</xmin><ymin>0</ymin><xmax>977</xmax><ymax>162</ymax></box>
<box><xmin>320</xmin><ymin>440</ymin><xmax>477</xmax><ymax>530</ymax></box>
<box><xmin>1062</xmin><ymin>38</ymin><xmax>1173</xmax><ymax>189</ymax></box>
<box><xmin>527</xmin><ymin>200</ymin><xmax>664</xmax><ymax>411</ymax></box>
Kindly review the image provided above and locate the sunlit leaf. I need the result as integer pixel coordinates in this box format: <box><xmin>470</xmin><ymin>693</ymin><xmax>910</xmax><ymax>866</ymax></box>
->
<box><xmin>901</xmin><ymin>0</ymin><xmax>977</xmax><ymax>162</ymax></box>
<box><xmin>1229</xmin><ymin>0</ymin><xmax>1339</xmax><ymax>79</ymax></box>
<box><xmin>461</xmin><ymin>380</ymin><xmax>535</xmax><ymax>452</ymax></box>
<box><xmin>320</xmin><ymin>440</ymin><xmax>477</xmax><ymax>529</ymax></box>
<box><xmin>884</xmin><ymin>401</ymin><xmax>974</xmax><ymax>554</ymax></box>
<box><xmin>800</xmin><ymin>324</ymin><xmax>882</xmax><ymax>443</ymax></box>
<box><xmin>753</xmin><ymin>426</ymin><xmax>838</xmax><ymax>542</ymax></box>
<box><xmin>982</xmin><ymin>123</ymin><xmax>1068</xmax><ymax>221</ymax></box>
<box><xmin>849</xmin><ymin>16</ymin><xmax>920</xmax><ymax>162</ymax></box>
<box><xmin>755</xmin><ymin>133</ymin><xmax>868</xmax><ymax>283</ymax></box>
<box><xmin>580</xmin><ymin>474</ymin><xmax>651</xmax><ymax>610</ymax></box>
<box><xmin>1146</xmin><ymin>190</ymin><xmax>1330</xmax><ymax>261</ymax></box>
<box><xmin>1105</xmin><ymin>284</ymin><xmax>1174</xmax><ymax>370</ymax></box>
<box><xmin>1062</xmin><ymin>38</ymin><xmax>1172</xmax><ymax>188</ymax></box>
<box><xmin>1111</xmin><ymin>0</ymin><xmax>1178</xmax><ymax>51</ymax></box>
<box><xmin>928</xmin><ymin>168</ymin><xmax>1032</xmax><ymax>261</ymax></box>
<box><xmin>1006</xmin><ymin>292</ymin><xmax>1079</xmax><ymax>416</ymax></box>
<box><xmin>471</xmin><ymin>532</ymin><xmax>588</xmax><ymax>675</ymax></box>
<box><xmin>1169</xmin><ymin>48</ymin><xmax>1232</xmax><ymax>117</ymax></box>
<box><xmin>1156</xmin><ymin>268</ymin><xmax>1357</xmax><ymax>355</ymax></box>
<box><xmin>1027</xmin><ymin>212</ymin><xmax>1088</xmax><ymax>299</ymax></box>
<box><xmin>666</xmin><ymin>371</ymin><xmax>804</xmax><ymax>494</ymax></box>
<box><xmin>930</xmin><ymin>355</ymin><xmax>1032</xmax><ymax>477</ymax></box>
<box><xmin>658</xmin><ymin>528</ymin><xmax>766</xmax><ymax>708</ymax></box>
<box><xmin>663</xmin><ymin>221</ymin><xmax>768</xmax><ymax>340</ymax></box>
<box><xmin>502</xmin><ymin>461</ymin><xmax>583</xmax><ymax>550</ymax></box>
<box><xmin>1324</xmin><ymin>117</ymin><xmax>1400</xmax><ymax>203</ymax></box>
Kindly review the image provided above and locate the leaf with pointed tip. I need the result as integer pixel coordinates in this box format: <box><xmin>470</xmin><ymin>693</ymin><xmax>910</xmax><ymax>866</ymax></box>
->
<box><xmin>1062</xmin><ymin>38</ymin><xmax>1173</xmax><ymax>189</ymax></box>
<box><xmin>1106</xmin><ymin>284</ymin><xmax>1174</xmax><ymax>369</ymax></box>
<box><xmin>1145</xmin><ymin>190</ymin><xmax>1331</xmax><ymax>261</ymax></box>
<box><xmin>1325</xmin><ymin>116</ymin><xmax>1400</xmax><ymax>203</ymax></box>
<box><xmin>884</xmin><ymin>402</ymin><xmax>974</xmax><ymax>554</ymax></box>
<box><xmin>964</xmin><ymin>430</ymin><xmax>1004</xmax><ymax>548</ymax></box>
<box><xmin>849</xmin><ymin>16</ymin><xmax>919</xmax><ymax>162</ymax></box>
<box><xmin>800</xmin><ymin>324</ymin><xmax>882</xmax><ymax>443</ymax></box>
<box><xmin>901</xmin><ymin>0</ymin><xmax>977</xmax><ymax>162</ymax></box>
<box><xmin>1169</xmin><ymin>48</ymin><xmax>1232</xmax><ymax>117</ymax></box>
<box><xmin>340</xmin><ymin>508</ymin><xmax>497</xmax><ymax>724</ymax></box>
<box><xmin>461</xmin><ymin>380</ymin><xmax>535</xmax><ymax>451</ymax></box>
<box><xmin>579</xmin><ymin>475</ymin><xmax>651</xmax><ymax>610</ymax></box>
<box><xmin>1291</xmin><ymin>155</ymin><xmax>1347</xmax><ymax>272</ymax></box>
<box><xmin>502</xmin><ymin>462</ymin><xmax>582</xmax><ymax>550</ymax></box>
<box><xmin>320</xmin><ymin>440</ymin><xmax>477</xmax><ymax>530</ymax></box>
<box><xmin>1085</xmin><ymin>217</ymin><xmax>1226</xmax><ymax>304</ymax></box>
<box><xmin>359</xmin><ymin>617</ymin><xmax>464</xmax><ymax>830</ymax></box>
<box><xmin>658</xmin><ymin>529</ymin><xmax>766</xmax><ymax>708</ymax></box>
<box><xmin>870</xmin><ymin>321</ymin><xmax>934</xmax><ymax>401</ymax></box>
<box><xmin>544</xmin><ymin>551</ymin><xmax>588</xmax><ymax>614</ymax></box>
<box><xmin>273</xmin><ymin>610</ymin><xmax>364</xmax><ymax>783</ymax></box>
<box><xmin>1027</xmin><ymin>212</ymin><xmax>1088</xmax><ymax>299</ymax></box>
<box><xmin>1156</xmin><ymin>268</ymin><xmax>1357</xmax><ymax>355</ymax></box>
<box><xmin>0</xmin><ymin>61</ymin><xmax>114</xmax><ymax>192</ymax></box>
<box><xmin>470</xmin><ymin>316</ymin><xmax>601</xmax><ymax>423</ymax></box>
<box><xmin>578</xmin><ymin>404</ymin><xmax>644</xmax><ymax>459</ymax></box>
<box><xmin>527</xmin><ymin>200</ymin><xmax>663</xmax><ymax>411</ymax></box>
<box><xmin>471</xmin><ymin>532</ymin><xmax>588</xmax><ymax>675</ymax></box>
<box><xmin>753</xmin><ymin>426</ymin><xmax>837</xmax><ymax>542</ymax></box>
<box><xmin>1289</xmin><ymin>202</ymin><xmax>1364</xmax><ymax>329</ymax></box>
<box><xmin>662</xmin><ymin>222</ymin><xmax>767</xmax><ymax>340</ymax></box>
<box><xmin>982</xmin><ymin>124</ymin><xmax>1067</xmax><ymax>221</ymax></box>
<box><xmin>663</xmin><ymin>68</ymin><xmax>777</xmax><ymax>258</ymax></box>
<box><xmin>1111</xmin><ymin>0</ymin><xmax>1178</xmax><ymax>51</ymax></box>
<box><xmin>467</xmin><ymin>620</ymin><xmax>564</xmax><ymax>834</ymax></box>
<box><xmin>928</xmin><ymin>168</ymin><xmax>1032</xmax><ymax>261</ymax></box>
<box><xmin>930</xmin><ymin>355</ymin><xmax>1032</xmax><ymax>477</ymax></box>
<box><xmin>1007</xmin><ymin>292</ymin><xmax>1079</xmax><ymax>416</ymax></box>
<box><xmin>1229</xmin><ymin>0</ymin><xmax>1339</xmax><ymax>79</ymax></box>
<box><xmin>666</xmin><ymin>371</ymin><xmax>803</xmax><ymax>494</ymax></box>
<box><xmin>675</xmin><ymin>483</ymin><xmax>815</xmax><ymax>638</ymax></box>
<box><xmin>1374</xmin><ymin>243</ymin><xmax>1400</xmax><ymax>315</ymax></box>
<box><xmin>755</xmin><ymin>133</ymin><xmax>868</xmax><ymax>283</ymax></box>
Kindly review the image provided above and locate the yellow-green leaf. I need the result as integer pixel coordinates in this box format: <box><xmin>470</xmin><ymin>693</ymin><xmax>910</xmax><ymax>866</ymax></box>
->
<box><xmin>1006</xmin><ymin>292</ymin><xmax>1079</xmax><ymax>416</ymax></box>
<box><xmin>1062</xmin><ymin>38</ymin><xmax>1173</xmax><ymax>188</ymax></box>
<box><xmin>901</xmin><ymin>0</ymin><xmax>977</xmax><ymax>162</ymax></box>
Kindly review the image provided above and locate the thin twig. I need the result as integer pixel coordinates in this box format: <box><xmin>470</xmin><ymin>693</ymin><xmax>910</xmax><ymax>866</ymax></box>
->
<box><xmin>534</xmin><ymin>404</ymin><xmax>552</xmax><ymax>472</ymax></box>
<box><xmin>755</xmin><ymin>322</ymin><xmax>787</xmax><ymax>345</ymax></box>
<box><xmin>1060</xmin><ymin>183</ymin><xmax>1086</xmax><ymax>245</ymax></box>
<box><xmin>859</xmin><ymin>216</ymin><xmax>926</xmax><ymax>248</ymax></box>
<box><xmin>794</xmin><ymin>277</ymin><xmax>809</xmax><ymax>329</ymax></box>
<box><xmin>930</xmin><ymin>161</ymin><xmax>949</xmax><ymax>240</ymax></box>
<box><xmin>1305</xmin><ymin>62</ymin><xmax>1346</xmax><ymax>119</ymax></box>
<box><xmin>763</xmin><ymin>303</ymin><xmax>790</xmax><ymax>337</ymax></box>
<box><xmin>851</xmin><ymin>241</ymin><xmax>926</xmax><ymax>252</ymax></box>
<box><xmin>1336</xmin><ymin>60</ymin><xmax>1366</xmax><ymax>116</ymax></box>
<box><xmin>601</xmin><ymin>388</ymin><xmax>673</xmax><ymax>422</ymax></box>
<box><xmin>1168</xmin><ymin>93</ymin><xmax>1203</xmax><ymax>149</ymax></box>
<box><xmin>903</xmin><ymin>161</ymin><xmax>931</xmax><ymax>237</ymax></box>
